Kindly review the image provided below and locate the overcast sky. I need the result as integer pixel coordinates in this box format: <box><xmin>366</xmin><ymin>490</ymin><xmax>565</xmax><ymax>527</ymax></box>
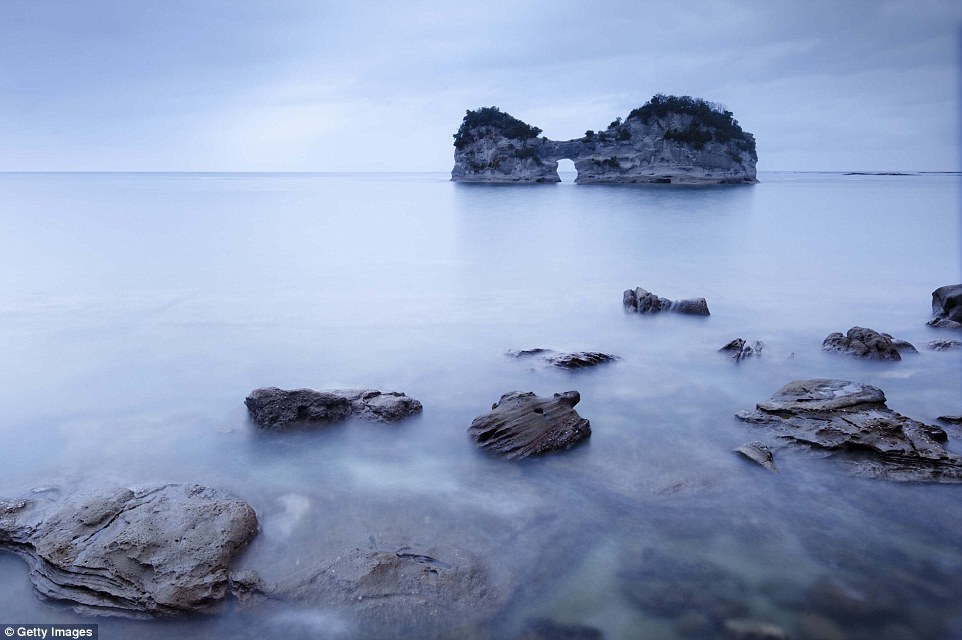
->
<box><xmin>1</xmin><ymin>0</ymin><xmax>959</xmax><ymax>172</ymax></box>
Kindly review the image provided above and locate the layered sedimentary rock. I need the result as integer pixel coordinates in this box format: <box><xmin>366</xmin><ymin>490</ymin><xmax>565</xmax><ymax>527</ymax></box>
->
<box><xmin>452</xmin><ymin>95</ymin><xmax>757</xmax><ymax>184</ymax></box>
<box><xmin>245</xmin><ymin>387</ymin><xmax>423</xmax><ymax>429</ymax></box>
<box><xmin>507</xmin><ymin>348</ymin><xmax>618</xmax><ymax>369</ymax></box>
<box><xmin>468</xmin><ymin>391</ymin><xmax>591</xmax><ymax>460</ymax></box>
<box><xmin>0</xmin><ymin>484</ymin><xmax>257</xmax><ymax>618</ymax></box>
<box><xmin>735</xmin><ymin>379</ymin><xmax>962</xmax><ymax>482</ymax></box>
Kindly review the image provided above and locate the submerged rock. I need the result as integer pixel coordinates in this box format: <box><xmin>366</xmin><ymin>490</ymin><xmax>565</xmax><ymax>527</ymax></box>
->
<box><xmin>508</xmin><ymin>348</ymin><xmax>618</xmax><ymax>369</ymax></box>
<box><xmin>938</xmin><ymin>415</ymin><xmax>962</xmax><ymax>424</ymax></box>
<box><xmin>468</xmin><ymin>391</ymin><xmax>591</xmax><ymax>460</ymax></box>
<box><xmin>734</xmin><ymin>441</ymin><xmax>777</xmax><ymax>472</ymax></box>
<box><xmin>451</xmin><ymin>95</ymin><xmax>758</xmax><ymax>184</ymax></box>
<box><xmin>245</xmin><ymin>387</ymin><xmax>422</xmax><ymax>429</ymax></box>
<box><xmin>623</xmin><ymin>287</ymin><xmax>710</xmax><ymax>316</ymax></box>
<box><xmin>0</xmin><ymin>484</ymin><xmax>257</xmax><ymax>618</ymax></box>
<box><xmin>821</xmin><ymin>327</ymin><xmax>904</xmax><ymax>361</ymax></box>
<box><xmin>735</xmin><ymin>379</ymin><xmax>962</xmax><ymax>482</ymax></box>
<box><xmin>925</xmin><ymin>338</ymin><xmax>962</xmax><ymax>351</ymax></box>
<box><xmin>928</xmin><ymin>284</ymin><xmax>962</xmax><ymax>329</ymax></box>
<box><xmin>720</xmin><ymin>339</ymin><xmax>763</xmax><ymax>361</ymax></box>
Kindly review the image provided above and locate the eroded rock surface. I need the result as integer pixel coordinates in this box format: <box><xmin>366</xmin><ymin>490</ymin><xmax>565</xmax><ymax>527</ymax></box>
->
<box><xmin>735</xmin><ymin>379</ymin><xmax>962</xmax><ymax>482</ymax></box>
<box><xmin>468</xmin><ymin>391</ymin><xmax>591</xmax><ymax>460</ymax></box>
<box><xmin>821</xmin><ymin>327</ymin><xmax>905</xmax><ymax>361</ymax></box>
<box><xmin>508</xmin><ymin>348</ymin><xmax>618</xmax><ymax>369</ymax></box>
<box><xmin>928</xmin><ymin>284</ymin><xmax>962</xmax><ymax>329</ymax></box>
<box><xmin>245</xmin><ymin>387</ymin><xmax>422</xmax><ymax>428</ymax></box>
<box><xmin>0</xmin><ymin>484</ymin><xmax>257</xmax><ymax>618</ymax></box>
<box><xmin>623</xmin><ymin>287</ymin><xmax>710</xmax><ymax>316</ymax></box>
<box><xmin>721</xmin><ymin>339</ymin><xmax>763</xmax><ymax>361</ymax></box>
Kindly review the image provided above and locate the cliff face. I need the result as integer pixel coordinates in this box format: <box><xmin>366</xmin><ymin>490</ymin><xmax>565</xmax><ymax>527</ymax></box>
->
<box><xmin>451</xmin><ymin>96</ymin><xmax>757</xmax><ymax>184</ymax></box>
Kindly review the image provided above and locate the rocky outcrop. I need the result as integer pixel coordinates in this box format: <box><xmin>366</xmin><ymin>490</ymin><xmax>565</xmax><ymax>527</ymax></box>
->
<box><xmin>735</xmin><ymin>379</ymin><xmax>962</xmax><ymax>482</ymax></box>
<box><xmin>623</xmin><ymin>287</ymin><xmax>709</xmax><ymax>316</ymax></box>
<box><xmin>720</xmin><ymin>339</ymin><xmax>763</xmax><ymax>361</ymax></box>
<box><xmin>452</xmin><ymin>95</ymin><xmax>757</xmax><ymax>184</ymax></box>
<box><xmin>0</xmin><ymin>484</ymin><xmax>257</xmax><ymax>618</ymax></box>
<box><xmin>928</xmin><ymin>284</ymin><xmax>962</xmax><ymax>329</ymax></box>
<box><xmin>245</xmin><ymin>387</ymin><xmax>422</xmax><ymax>429</ymax></box>
<box><xmin>822</xmin><ymin>327</ymin><xmax>907</xmax><ymax>361</ymax></box>
<box><xmin>926</xmin><ymin>338</ymin><xmax>962</xmax><ymax>351</ymax></box>
<box><xmin>507</xmin><ymin>348</ymin><xmax>618</xmax><ymax>369</ymax></box>
<box><xmin>468</xmin><ymin>391</ymin><xmax>591</xmax><ymax>460</ymax></box>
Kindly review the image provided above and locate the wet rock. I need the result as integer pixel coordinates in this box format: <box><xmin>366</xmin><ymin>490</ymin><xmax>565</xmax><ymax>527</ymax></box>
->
<box><xmin>274</xmin><ymin>545</ymin><xmax>503</xmax><ymax>639</ymax></box>
<box><xmin>723</xmin><ymin>618</ymin><xmax>789</xmax><ymax>640</ymax></box>
<box><xmin>720</xmin><ymin>339</ymin><xmax>763</xmax><ymax>361</ymax></box>
<box><xmin>938</xmin><ymin>415</ymin><xmax>962</xmax><ymax>424</ymax></box>
<box><xmin>734</xmin><ymin>441</ymin><xmax>777</xmax><ymax>472</ymax></box>
<box><xmin>735</xmin><ymin>379</ymin><xmax>962</xmax><ymax>482</ymax></box>
<box><xmin>821</xmin><ymin>327</ymin><xmax>902</xmax><ymax>361</ymax></box>
<box><xmin>927</xmin><ymin>284</ymin><xmax>962</xmax><ymax>329</ymax></box>
<box><xmin>508</xmin><ymin>348</ymin><xmax>618</xmax><ymax>370</ymax></box>
<box><xmin>0</xmin><ymin>484</ymin><xmax>257</xmax><ymax>618</ymax></box>
<box><xmin>623</xmin><ymin>287</ymin><xmax>709</xmax><ymax>316</ymax></box>
<box><xmin>619</xmin><ymin>548</ymin><xmax>748</xmax><ymax>622</ymax></box>
<box><xmin>468</xmin><ymin>391</ymin><xmax>591</xmax><ymax>460</ymax></box>
<box><xmin>925</xmin><ymin>338</ymin><xmax>962</xmax><ymax>351</ymax></box>
<box><xmin>245</xmin><ymin>387</ymin><xmax>422</xmax><ymax>429</ymax></box>
<box><xmin>518</xmin><ymin>618</ymin><xmax>605</xmax><ymax>640</ymax></box>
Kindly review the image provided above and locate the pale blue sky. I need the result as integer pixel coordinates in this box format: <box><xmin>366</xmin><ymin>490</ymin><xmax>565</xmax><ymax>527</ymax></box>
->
<box><xmin>1</xmin><ymin>0</ymin><xmax>959</xmax><ymax>171</ymax></box>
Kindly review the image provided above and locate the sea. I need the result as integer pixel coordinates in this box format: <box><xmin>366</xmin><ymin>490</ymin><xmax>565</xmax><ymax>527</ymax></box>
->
<box><xmin>0</xmin><ymin>171</ymin><xmax>960</xmax><ymax>639</ymax></box>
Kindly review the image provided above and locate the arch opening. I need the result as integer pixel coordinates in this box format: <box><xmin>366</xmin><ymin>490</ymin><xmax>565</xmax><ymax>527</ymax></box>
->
<box><xmin>556</xmin><ymin>158</ymin><xmax>576</xmax><ymax>183</ymax></box>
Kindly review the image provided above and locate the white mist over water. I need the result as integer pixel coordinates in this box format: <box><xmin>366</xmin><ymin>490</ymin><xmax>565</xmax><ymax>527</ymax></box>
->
<box><xmin>0</xmin><ymin>172</ymin><xmax>960</xmax><ymax>638</ymax></box>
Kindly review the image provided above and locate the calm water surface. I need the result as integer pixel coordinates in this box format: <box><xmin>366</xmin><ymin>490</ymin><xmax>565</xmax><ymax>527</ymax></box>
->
<box><xmin>0</xmin><ymin>172</ymin><xmax>960</xmax><ymax>638</ymax></box>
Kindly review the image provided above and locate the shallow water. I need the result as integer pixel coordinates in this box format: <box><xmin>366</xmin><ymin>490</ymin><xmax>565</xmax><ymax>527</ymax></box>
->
<box><xmin>0</xmin><ymin>171</ymin><xmax>960</xmax><ymax>638</ymax></box>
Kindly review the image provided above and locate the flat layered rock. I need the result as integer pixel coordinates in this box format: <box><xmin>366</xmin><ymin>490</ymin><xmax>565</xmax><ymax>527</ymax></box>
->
<box><xmin>0</xmin><ymin>484</ymin><xmax>257</xmax><ymax>618</ymax></box>
<box><xmin>734</xmin><ymin>441</ymin><xmax>776</xmax><ymax>472</ymax></box>
<box><xmin>245</xmin><ymin>387</ymin><xmax>422</xmax><ymax>429</ymax></box>
<box><xmin>928</xmin><ymin>284</ymin><xmax>962</xmax><ymax>329</ymax></box>
<box><xmin>508</xmin><ymin>348</ymin><xmax>618</xmax><ymax>369</ymax></box>
<box><xmin>822</xmin><ymin>327</ymin><xmax>906</xmax><ymax>361</ymax></box>
<box><xmin>468</xmin><ymin>391</ymin><xmax>591</xmax><ymax>460</ymax></box>
<box><xmin>736</xmin><ymin>379</ymin><xmax>962</xmax><ymax>482</ymax></box>
<box><xmin>623</xmin><ymin>287</ymin><xmax>709</xmax><ymax>316</ymax></box>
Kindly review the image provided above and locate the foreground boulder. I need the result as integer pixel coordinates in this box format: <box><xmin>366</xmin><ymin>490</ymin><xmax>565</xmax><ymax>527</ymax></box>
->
<box><xmin>0</xmin><ymin>484</ymin><xmax>257</xmax><ymax>618</ymax></box>
<box><xmin>821</xmin><ymin>327</ymin><xmax>906</xmax><ymax>361</ymax></box>
<box><xmin>720</xmin><ymin>339</ymin><xmax>763</xmax><ymax>362</ymax></box>
<box><xmin>928</xmin><ymin>284</ymin><xmax>962</xmax><ymax>329</ymax></box>
<box><xmin>245</xmin><ymin>387</ymin><xmax>422</xmax><ymax>429</ymax></box>
<box><xmin>468</xmin><ymin>391</ymin><xmax>591</xmax><ymax>460</ymax></box>
<box><xmin>736</xmin><ymin>379</ymin><xmax>962</xmax><ymax>482</ymax></box>
<box><xmin>507</xmin><ymin>348</ymin><xmax>618</xmax><ymax>369</ymax></box>
<box><xmin>623</xmin><ymin>287</ymin><xmax>709</xmax><ymax>316</ymax></box>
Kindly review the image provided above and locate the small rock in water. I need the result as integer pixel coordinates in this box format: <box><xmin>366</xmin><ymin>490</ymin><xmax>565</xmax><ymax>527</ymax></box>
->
<box><xmin>927</xmin><ymin>284</ymin><xmax>962</xmax><ymax>329</ymax></box>
<box><xmin>925</xmin><ymin>338</ymin><xmax>962</xmax><ymax>351</ymax></box>
<box><xmin>518</xmin><ymin>618</ymin><xmax>605</xmax><ymax>640</ymax></box>
<box><xmin>468</xmin><ymin>391</ymin><xmax>591</xmax><ymax>460</ymax></box>
<box><xmin>723</xmin><ymin>618</ymin><xmax>790</xmax><ymax>640</ymax></box>
<box><xmin>938</xmin><ymin>415</ymin><xmax>962</xmax><ymax>424</ymax></box>
<box><xmin>623</xmin><ymin>287</ymin><xmax>710</xmax><ymax>316</ymax></box>
<box><xmin>821</xmin><ymin>327</ymin><xmax>904</xmax><ymax>361</ymax></box>
<box><xmin>245</xmin><ymin>387</ymin><xmax>422</xmax><ymax>429</ymax></box>
<box><xmin>734</xmin><ymin>441</ymin><xmax>777</xmax><ymax>472</ymax></box>
<box><xmin>736</xmin><ymin>379</ymin><xmax>961</xmax><ymax>482</ymax></box>
<box><xmin>720</xmin><ymin>338</ymin><xmax>763</xmax><ymax>361</ymax></box>
<box><xmin>508</xmin><ymin>348</ymin><xmax>618</xmax><ymax>369</ymax></box>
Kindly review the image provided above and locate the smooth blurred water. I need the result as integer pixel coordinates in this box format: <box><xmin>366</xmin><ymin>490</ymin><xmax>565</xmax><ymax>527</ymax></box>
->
<box><xmin>0</xmin><ymin>172</ymin><xmax>960</xmax><ymax>639</ymax></box>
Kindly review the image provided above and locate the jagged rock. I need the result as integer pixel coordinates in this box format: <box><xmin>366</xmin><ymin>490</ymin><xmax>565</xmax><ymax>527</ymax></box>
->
<box><xmin>468</xmin><ymin>391</ymin><xmax>591</xmax><ymax>460</ymax></box>
<box><xmin>720</xmin><ymin>339</ymin><xmax>763</xmax><ymax>361</ymax></box>
<box><xmin>273</xmin><ymin>545</ymin><xmax>503</xmax><ymax>639</ymax></box>
<box><xmin>507</xmin><ymin>348</ymin><xmax>618</xmax><ymax>369</ymax></box>
<box><xmin>821</xmin><ymin>327</ymin><xmax>903</xmax><ymax>361</ymax></box>
<box><xmin>723</xmin><ymin>618</ymin><xmax>790</xmax><ymax>640</ymax></box>
<box><xmin>927</xmin><ymin>284</ymin><xmax>962</xmax><ymax>329</ymax></box>
<box><xmin>735</xmin><ymin>379</ymin><xmax>962</xmax><ymax>482</ymax></box>
<box><xmin>623</xmin><ymin>287</ymin><xmax>710</xmax><ymax>316</ymax></box>
<box><xmin>734</xmin><ymin>441</ymin><xmax>777</xmax><ymax>472</ymax></box>
<box><xmin>0</xmin><ymin>484</ymin><xmax>257</xmax><ymax>618</ymax></box>
<box><xmin>245</xmin><ymin>387</ymin><xmax>422</xmax><ymax>428</ymax></box>
<box><xmin>925</xmin><ymin>339</ymin><xmax>962</xmax><ymax>351</ymax></box>
<box><xmin>518</xmin><ymin>618</ymin><xmax>605</xmax><ymax>640</ymax></box>
<box><xmin>452</xmin><ymin>95</ymin><xmax>757</xmax><ymax>184</ymax></box>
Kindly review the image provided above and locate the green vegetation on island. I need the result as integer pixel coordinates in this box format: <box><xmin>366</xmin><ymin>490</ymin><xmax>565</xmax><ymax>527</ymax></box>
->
<box><xmin>453</xmin><ymin>107</ymin><xmax>543</xmax><ymax>149</ymax></box>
